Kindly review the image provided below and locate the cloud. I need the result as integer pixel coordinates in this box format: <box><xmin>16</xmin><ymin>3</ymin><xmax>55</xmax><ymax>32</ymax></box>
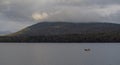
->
<box><xmin>32</xmin><ymin>12</ymin><xmax>49</xmax><ymax>21</ymax></box>
<box><xmin>45</xmin><ymin>7</ymin><xmax>103</xmax><ymax>22</ymax></box>
<box><xmin>83</xmin><ymin>0</ymin><xmax>120</xmax><ymax>6</ymax></box>
<box><xmin>0</xmin><ymin>0</ymin><xmax>118</xmax><ymax>23</ymax></box>
<box><xmin>0</xmin><ymin>0</ymin><xmax>120</xmax><ymax>34</ymax></box>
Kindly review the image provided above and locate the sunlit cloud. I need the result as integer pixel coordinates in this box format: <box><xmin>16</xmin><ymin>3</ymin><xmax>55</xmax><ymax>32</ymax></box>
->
<box><xmin>32</xmin><ymin>12</ymin><xmax>48</xmax><ymax>20</ymax></box>
<box><xmin>31</xmin><ymin>10</ymin><xmax>62</xmax><ymax>21</ymax></box>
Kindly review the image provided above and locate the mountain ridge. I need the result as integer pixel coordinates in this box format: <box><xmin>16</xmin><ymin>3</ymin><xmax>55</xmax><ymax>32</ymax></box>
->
<box><xmin>1</xmin><ymin>21</ymin><xmax>120</xmax><ymax>42</ymax></box>
<box><xmin>10</xmin><ymin>22</ymin><xmax>120</xmax><ymax>36</ymax></box>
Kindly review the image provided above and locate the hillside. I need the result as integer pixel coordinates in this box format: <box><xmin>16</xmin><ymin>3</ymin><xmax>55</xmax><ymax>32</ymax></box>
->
<box><xmin>11</xmin><ymin>22</ymin><xmax>120</xmax><ymax>36</ymax></box>
<box><xmin>1</xmin><ymin>22</ymin><xmax>120</xmax><ymax>42</ymax></box>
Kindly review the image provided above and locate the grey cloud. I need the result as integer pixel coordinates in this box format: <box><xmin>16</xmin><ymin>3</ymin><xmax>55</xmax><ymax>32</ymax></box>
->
<box><xmin>107</xmin><ymin>11</ymin><xmax>120</xmax><ymax>22</ymax></box>
<box><xmin>0</xmin><ymin>0</ymin><xmax>61</xmax><ymax>22</ymax></box>
<box><xmin>0</xmin><ymin>0</ymin><xmax>120</xmax><ymax>34</ymax></box>
<box><xmin>58</xmin><ymin>0</ymin><xmax>120</xmax><ymax>6</ymax></box>
<box><xmin>45</xmin><ymin>7</ymin><xmax>104</xmax><ymax>22</ymax></box>
<box><xmin>84</xmin><ymin>0</ymin><xmax>120</xmax><ymax>6</ymax></box>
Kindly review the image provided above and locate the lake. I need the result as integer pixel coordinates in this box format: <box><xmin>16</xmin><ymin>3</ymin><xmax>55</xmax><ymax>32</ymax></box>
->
<box><xmin>0</xmin><ymin>43</ymin><xmax>120</xmax><ymax>65</ymax></box>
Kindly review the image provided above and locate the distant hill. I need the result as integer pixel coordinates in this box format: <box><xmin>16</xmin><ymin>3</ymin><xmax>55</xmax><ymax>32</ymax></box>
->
<box><xmin>1</xmin><ymin>22</ymin><xmax>120</xmax><ymax>42</ymax></box>
<box><xmin>11</xmin><ymin>22</ymin><xmax>120</xmax><ymax>36</ymax></box>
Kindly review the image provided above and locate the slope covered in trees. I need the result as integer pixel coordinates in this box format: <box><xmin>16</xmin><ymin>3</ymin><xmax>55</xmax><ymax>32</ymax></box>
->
<box><xmin>1</xmin><ymin>22</ymin><xmax>120</xmax><ymax>42</ymax></box>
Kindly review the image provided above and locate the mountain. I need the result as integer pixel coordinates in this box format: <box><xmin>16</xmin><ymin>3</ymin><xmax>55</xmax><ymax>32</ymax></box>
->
<box><xmin>2</xmin><ymin>22</ymin><xmax>120</xmax><ymax>42</ymax></box>
<box><xmin>11</xmin><ymin>22</ymin><xmax>120</xmax><ymax>36</ymax></box>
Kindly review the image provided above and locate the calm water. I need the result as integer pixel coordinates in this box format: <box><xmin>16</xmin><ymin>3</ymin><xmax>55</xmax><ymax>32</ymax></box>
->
<box><xmin>0</xmin><ymin>43</ymin><xmax>120</xmax><ymax>65</ymax></box>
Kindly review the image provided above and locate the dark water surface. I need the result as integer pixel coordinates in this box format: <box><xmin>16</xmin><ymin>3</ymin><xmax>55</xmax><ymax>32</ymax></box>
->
<box><xmin>0</xmin><ymin>43</ymin><xmax>120</xmax><ymax>65</ymax></box>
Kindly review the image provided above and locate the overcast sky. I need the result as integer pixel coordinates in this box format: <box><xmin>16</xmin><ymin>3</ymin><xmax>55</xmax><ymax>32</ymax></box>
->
<box><xmin>0</xmin><ymin>0</ymin><xmax>120</xmax><ymax>34</ymax></box>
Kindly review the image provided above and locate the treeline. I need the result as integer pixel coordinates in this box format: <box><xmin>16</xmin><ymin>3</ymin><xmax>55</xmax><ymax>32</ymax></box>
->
<box><xmin>0</xmin><ymin>31</ymin><xmax>120</xmax><ymax>42</ymax></box>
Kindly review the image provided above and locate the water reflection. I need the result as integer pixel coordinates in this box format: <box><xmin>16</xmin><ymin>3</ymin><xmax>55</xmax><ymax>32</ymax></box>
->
<box><xmin>0</xmin><ymin>43</ymin><xmax>120</xmax><ymax>65</ymax></box>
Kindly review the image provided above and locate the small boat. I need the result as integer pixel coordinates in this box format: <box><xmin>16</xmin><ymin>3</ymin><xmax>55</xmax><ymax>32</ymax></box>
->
<box><xmin>84</xmin><ymin>49</ymin><xmax>91</xmax><ymax>51</ymax></box>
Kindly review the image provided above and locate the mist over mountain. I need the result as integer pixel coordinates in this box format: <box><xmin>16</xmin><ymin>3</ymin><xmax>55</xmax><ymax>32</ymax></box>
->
<box><xmin>1</xmin><ymin>0</ymin><xmax>120</xmax><ymax>32</ymax></box>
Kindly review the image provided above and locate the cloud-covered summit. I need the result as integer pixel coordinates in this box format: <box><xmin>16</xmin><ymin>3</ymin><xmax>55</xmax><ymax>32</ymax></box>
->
<box><xmin>0</xmin><ymin>0</ymin><xmax>120</xmax><ymax>34</ymax></box>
